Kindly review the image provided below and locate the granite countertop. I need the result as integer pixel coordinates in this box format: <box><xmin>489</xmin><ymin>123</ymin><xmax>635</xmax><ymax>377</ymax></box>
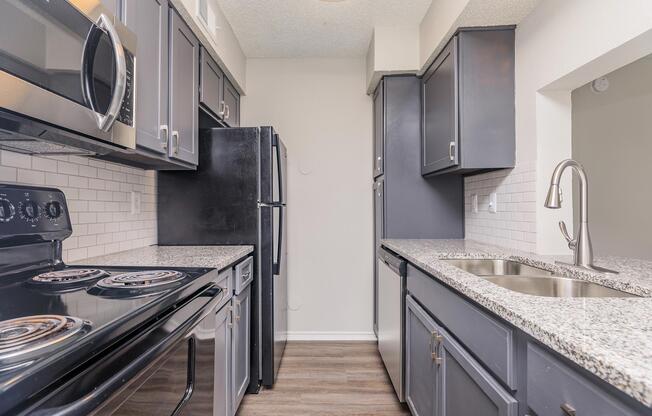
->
<box><xmin>75</xmin><ymin>245</ymin><xmax>254</xmax><ymax>271</ymax></box>
<box><xmin>382</xmin><ymin>239</ymin><xmax>652</xmax><ymax>407</ymax></box>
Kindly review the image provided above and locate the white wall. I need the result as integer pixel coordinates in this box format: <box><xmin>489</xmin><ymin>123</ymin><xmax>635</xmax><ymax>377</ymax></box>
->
<box><xmin>242</xmin><ymin>58</ymin><xmax>373</xmax><ymax>340</ymax></box>
<box><xmin>571</xmin><ymin>55</ymin><xmax>652</xmax><ymax>260</ymax></box>
<box><xmin>0</xmin><ymin>151</ymin><xmax>157</xmax><ymax>262</ymax></box>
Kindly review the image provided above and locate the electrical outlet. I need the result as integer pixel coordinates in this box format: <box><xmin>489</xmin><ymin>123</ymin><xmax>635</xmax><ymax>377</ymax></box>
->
<box><xmin>488</xmin><ymin>193</ymin><xmax>498</xmax><ymax>213</ymax></box>
<box><xmin>130</xmin><ymin>191</ymin><xmax>141</xmax><ymax>215</ymax></box>
<box><xmin>471</xmin><ymin>194</ymin><xmax>478</xmax><ymax>213</ymax></box>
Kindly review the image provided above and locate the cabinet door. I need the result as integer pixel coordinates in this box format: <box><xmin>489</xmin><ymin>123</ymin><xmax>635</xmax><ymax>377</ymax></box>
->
<box><xmin>123</xmin><ymin>0</ymin><xmax>169</xmax><ymax>155</ymax></box>
<box><xmin>373</xmin><ymin>178</ymin><xmax>384</xmax><ymax>335</ymax></box>
<box><xmin>232</xmin><ymin>284</ymin><xmax>251</xmax><ymax>413</ymax></box>
<box><xmin>439</xmin><ymin>327</ymin><xmax>517</xmax><ymax>416</ymax></box>
<box><xmin>373</xmin><ymin>80</ymin><xmax>384</xmax><ymax>178</ymax></box>
<box><xmin>223</xmin><ymin>78</ymin><xmax>240</xmax><ymax>127</ymax></box>
<box><xmin>214</xmin><ymin>303</ymin><xmax>232</xmax><ymax>416</ymax></box>
<box><xmin>169</xmin><ymin>9</ymin><xmax>199</xmax><ymax>165</ymax></box>
<box><xmin>422</xmin><ymin>37</ymin><xmax>458</xmax><ymax>175</ymax></box>
<box><xmin>200</xmin><ymin>47</ymin><xmax>225</xmax><ymax>120</ymax></box>
<box><xmin>405</xmin><ymin>295</ymin><xmax>439</xmax><ymax>416</ymax></box>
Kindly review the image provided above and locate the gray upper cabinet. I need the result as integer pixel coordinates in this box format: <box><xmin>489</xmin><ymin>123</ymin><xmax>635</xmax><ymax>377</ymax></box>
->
<box><xmin>422</xmin><ymin>28</ymin><xmax>515</xmax><ymax>176</ymax></box>
<box><xmin>422</xmin><ymin>39</ymin><xmax>458</xmax><ymax>174</ymax></box>
<box><xmin>223</xmin><ymin>78</ymin><xmax>240</xmax><ymax>127</ymax></box>
<box><xmin>232</xmin><ymin>283</ymin><xmax>251</xmax><ymax>413</ymax></box>
<box><xmin>169</xmin><ymin>9</ymin><xmax>199</xmax><ymax>165</ymax></box>
<box><xmin>373</xmin><ymin>80</ymin><xmax>384</xmax><ymax>178</ymax></box>
<box><xmin>123</xmin><ymin>0</ymin><xmax>169</xmax><ymax>155</ymax></box>
<box><xmin>200</xmin><ymin>47</ymin><xmax>225</xmax><ymax>120</ymax></box>
<box><xmin>405</xmin><ymin>295</ymin><xmax>439</xmax><ymax>416</ymax></box>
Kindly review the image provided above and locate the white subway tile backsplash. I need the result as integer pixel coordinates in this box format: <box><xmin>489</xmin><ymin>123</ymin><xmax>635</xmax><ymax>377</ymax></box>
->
<box><xmin>465</xmin><ymin>161</ymin><xmax>537</xmax><ymax>253</ymax></box>
<box><xmin>0</xmin><ymin>151</ymin><xmax>157</xmax><ymax>263</ymax></box>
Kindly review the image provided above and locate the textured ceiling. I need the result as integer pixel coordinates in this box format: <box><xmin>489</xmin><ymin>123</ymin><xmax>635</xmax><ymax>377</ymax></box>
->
<box><xmin>217</xmin><ymin>0</ymin><xmax>432</xmax><ymax>58</ymax></box>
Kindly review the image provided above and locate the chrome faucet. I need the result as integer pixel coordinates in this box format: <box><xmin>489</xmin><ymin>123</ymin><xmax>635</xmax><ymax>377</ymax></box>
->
<box><xmin>544</xmin><ymin>159</ymin><xmax>617</xmax><ymax>273</ymax></box>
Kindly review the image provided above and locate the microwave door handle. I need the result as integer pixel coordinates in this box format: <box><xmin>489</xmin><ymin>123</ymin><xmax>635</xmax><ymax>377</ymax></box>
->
<box><xmin>95</xmin><ymin>13</ymin><xmax>127</xmax><ymax>132</ymax></box>
<box><xmin>80</xmin><ymin>26</ymin><xmax>103</xmax><ymax>112</ymax></box>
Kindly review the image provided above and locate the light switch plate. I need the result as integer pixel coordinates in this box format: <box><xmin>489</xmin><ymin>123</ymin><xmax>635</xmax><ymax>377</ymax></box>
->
<box><xmin>471</xmin><ymin>194</ymin><xmax>478</xmax><ymax>213</ymax></box>
<box><xmin>489</xmin><ymin>193</ymin><xmax>498</xmax><ymax>213</ymax></box>
<box><xmin>130</xmin><ymin>191</ymin><xmax>141</xmax><ymax>215</ymax></box>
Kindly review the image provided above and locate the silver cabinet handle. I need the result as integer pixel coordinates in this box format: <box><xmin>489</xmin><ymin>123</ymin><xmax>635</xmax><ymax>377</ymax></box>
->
<box><xmin>227</xmin><ymin>305</ymin><xmax>233</xmax><ymax>328</ymax></box>
<box><xmin>376</xmin><ymin>156</ymin><xmax>382</xmax><ymax>172</ymax></box>
<box><xmin>95</xmin><ymin>14</ymin><xmax>127</xmax><ymax>131</ymax></box>
<box><xmin>218</xmin><ymin>101</ymin><xmax>226</xmax><ymax>117</ymax></box>
<box><xmin>430</xmin><ymin>330</ymin><xmax>442</xmax><ymax>365</ymax></box>
<box><xmin>234</xmin><ymin>300</ymin><xmax>241</xmax><ymax>321</ymax></box>
<box><xmin>225</xmin><ymin>104</ymin><xmax>230</xmax><ymax>120</ymax></box>
<box><xmin>448</xmin><ymin>141</ymin><xmax>456</xmax><ymax>161</ymax></box>
<box><xmin>160</xmin><ymin>125</ymin><xmax>169</xmax><ymax>149</ymax></box>
<box><xmin>560</xmin><ymin>403</ymin><xmax>577</xmax><ymax>416</ymax></box>
<box><xmin>171</xmin><ymin>131</ymin><xmax>180</xmax><ymax>155</ymax></box>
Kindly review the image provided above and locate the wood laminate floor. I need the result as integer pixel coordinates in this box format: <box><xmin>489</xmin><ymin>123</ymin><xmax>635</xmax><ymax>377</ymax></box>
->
<box><xmin>237</xmin><ymin>342</ymin><xmax>411</xmax><ymax>416</ymax></box>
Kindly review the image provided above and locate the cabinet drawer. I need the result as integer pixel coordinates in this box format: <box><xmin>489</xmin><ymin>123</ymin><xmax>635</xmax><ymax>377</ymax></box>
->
<box><xmin>407</xmin><ymin>264</ymin><xmax>516</xmax><ymax>389</ymax></box>
<box><xmin>215</xmin><ymin>268</ymin><xmax>234</xmax><ymax>309</ymax></box>
<box><xmin>234</xmin><ymin>256</ymin><xmax>253</xmax><ymax>294</ymax></box>
<box><xmin>526</xmin><ymin>343</ymin><xmax>639</xmax><ymax>416</ymax></box>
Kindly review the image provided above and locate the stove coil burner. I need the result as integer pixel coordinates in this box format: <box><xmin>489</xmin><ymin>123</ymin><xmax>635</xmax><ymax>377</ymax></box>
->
<box><xmin>33</xmin><ymin>269</ymin><xmax>109</xmax><ymax>284</ymax></box>
<box><xmin>0</xmin><ymin>315</ymin><xmax>89</xmax><ymax>366</ymax></box>
<box><xmin>96</xmin><ymin>270</ymin><xmax>186</xmax><ymax>290</ymax></box>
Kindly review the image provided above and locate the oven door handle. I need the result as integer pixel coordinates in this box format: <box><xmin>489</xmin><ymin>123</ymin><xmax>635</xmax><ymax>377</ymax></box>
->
<box><xmin>82</xmin><ymin>13</ymin><xmax>127</xmax><ymax>132</ymax></box>
<box><xmin>29</xmin><ymin>287</ymin><xmax>222</xmax><ymax>416</ymax></box>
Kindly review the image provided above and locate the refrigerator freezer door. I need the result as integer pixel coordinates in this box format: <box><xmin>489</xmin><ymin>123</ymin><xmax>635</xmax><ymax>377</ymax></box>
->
<box><xmin>273</xmin><ymin>206</ymin><xmax>288</xmax><ymax>380</ymax></box>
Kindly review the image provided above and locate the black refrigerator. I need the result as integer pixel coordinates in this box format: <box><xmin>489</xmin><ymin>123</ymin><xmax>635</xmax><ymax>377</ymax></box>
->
<box><xmin>157</xmin><ymin>126</ymin><xmax>288</xmax><ymax>389</ymax></box>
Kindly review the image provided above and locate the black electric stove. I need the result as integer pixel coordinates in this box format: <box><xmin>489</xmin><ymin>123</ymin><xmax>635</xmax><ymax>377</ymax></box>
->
<box><xmin>0</xmin><ymin>184</ymin><xmax>223</xmax><ymax>416</ymax></box>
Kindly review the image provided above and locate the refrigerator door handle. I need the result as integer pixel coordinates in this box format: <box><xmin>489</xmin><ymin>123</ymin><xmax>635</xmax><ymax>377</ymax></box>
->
<box><xmin>272</xmin><ymin>206</ymin><xmax>283</xmax><ymax>275</ymax></box>
<box><xmin>273</xmin><ymin>134</ymin><xmax>284</xmax><ymax>205</ymax></box>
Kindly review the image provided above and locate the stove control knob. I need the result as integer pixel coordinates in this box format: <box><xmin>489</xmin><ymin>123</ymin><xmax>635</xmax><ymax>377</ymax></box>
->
<box><xmin>0</xmin><ymin>198</ymin><xmax>15</xmax><ymax>222</ymax></box>
<box><xmin>20</xmin><ymin>200</ymin><xmax>40</xmax><ymax>222</ymax></box>
<box><xmin>45</xmin><ymin>201</ymin><xmax>62</xmax><ymax>220</ymax></box>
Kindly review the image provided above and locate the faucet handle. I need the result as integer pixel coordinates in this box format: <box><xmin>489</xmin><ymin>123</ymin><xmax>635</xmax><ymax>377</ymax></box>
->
<box><xmin>559</xmin><ymin>221</ymin><xmax>577</xmax><ymax>250</ymax></box>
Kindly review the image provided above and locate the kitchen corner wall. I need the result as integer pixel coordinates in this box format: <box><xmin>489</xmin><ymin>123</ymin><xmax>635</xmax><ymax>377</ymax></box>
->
<box><xmin>464</xmin><ymin>162</ymin><xmax>537</xmax><ymax>253</ymax></box>
<box><xmin>0</xmin><ymin>150</ymin><xmax>156</xmax><ymax>262</ymax></box>
<box><xmin>243</xmin><ymin>58</ymin><xmax>374</xmax><ymax>341</ymax></box>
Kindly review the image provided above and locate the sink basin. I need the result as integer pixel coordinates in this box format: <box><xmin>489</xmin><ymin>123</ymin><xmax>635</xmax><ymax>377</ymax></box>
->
<box><xmin>441</xmin><ymin>259</ymin><xmax>555</xmax><ymax>276</ymax></box>
<box><xmin>442</xmin><ymin>259</ymin><xmax>637</xmax><ymax>298</ymax></box>
<box><xmin>483</xmin><ymin>275</ymin><xmax>638</xmax><ymax>298</ymax></box>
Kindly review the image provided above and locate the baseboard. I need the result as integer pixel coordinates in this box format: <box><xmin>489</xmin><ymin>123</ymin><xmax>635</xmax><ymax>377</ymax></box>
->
<box><xmin>286</xmin><ymin>331</ymin><xmax>377</xmax><ymax>341</ymax></box>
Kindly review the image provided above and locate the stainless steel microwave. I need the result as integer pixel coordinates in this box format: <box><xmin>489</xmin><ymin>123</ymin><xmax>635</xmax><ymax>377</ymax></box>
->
<box><xmin>0</xmin><ymin>0</ymin><xmax>136</xmax><ymax>155</ymax></box>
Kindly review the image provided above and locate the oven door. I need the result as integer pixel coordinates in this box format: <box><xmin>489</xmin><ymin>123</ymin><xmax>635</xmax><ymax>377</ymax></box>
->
<box><xmin>0</xmin><ymin>0</ymin><xmax>136</xmax><ymax>151</ymax></box>
<box><xmin>26</xmin><ymin>287</ymin><xmax>224</xmax><ymax>416</ymax></box>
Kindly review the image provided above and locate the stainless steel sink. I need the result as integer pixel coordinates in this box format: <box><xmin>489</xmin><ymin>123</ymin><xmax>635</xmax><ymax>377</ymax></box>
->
<box><xmin>483</xmin><ymin>275</ymin><xmax>638</xmax><ymax>298</ymax></box>
<box><xmin>441</xmin><ymin>259</ymin><xmax>637</xmax><ymax>298</ymax></box>
<box><xmin>441</xmin><ymin>259</ymin><xmax>555</xmax><ymax>277</ymax></box>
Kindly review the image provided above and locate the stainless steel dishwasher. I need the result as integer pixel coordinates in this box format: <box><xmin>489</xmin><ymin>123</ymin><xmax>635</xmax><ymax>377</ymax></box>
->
<box><xmin>377</xmin><ymin>247</ymin><xmax>407</xmax><ymax>402</ymax></box>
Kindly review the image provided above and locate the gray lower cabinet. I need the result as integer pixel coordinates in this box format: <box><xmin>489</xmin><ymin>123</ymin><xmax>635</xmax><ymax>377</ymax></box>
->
<box><xmin>422</xmin><ymin>28</ymin><xmax>515</xmax><ymax>176</ymax></box>
<box><xmin>439</xmin><ymin>327</ymin><xmax>517</xmax><ymax>416</ymax></box>
<box><xmin>405</xmin><ymin>295</ymin><xmax>517</xmax><ymax>416</ymax></box>
<box><xmin>405</xmin><ymin>295</ymin><xmax>439</xmax><ymax>416</ymax></box>
<box><xmin>232</xmin><ymin>283</ymin><xmax>251</xmax><ymax>412</ymax></box>
<box><xmin>223</xmin><ymin>78</ymin><xmax>240</xmax><ymax>127</ymax></box>
<box><xmin>123</xmin><ymin>0</ymin><xmax>169</xmax><ymax>155</ymax></box>
<box><xmin>169</xmin><ymin>8</ymin><xmax>199</xmax><ymax>165</ymax></box>
<box><xmin>214</xmin><ymin>301</ymin><xmax>233</xmax><ymax>416</ymax></box>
